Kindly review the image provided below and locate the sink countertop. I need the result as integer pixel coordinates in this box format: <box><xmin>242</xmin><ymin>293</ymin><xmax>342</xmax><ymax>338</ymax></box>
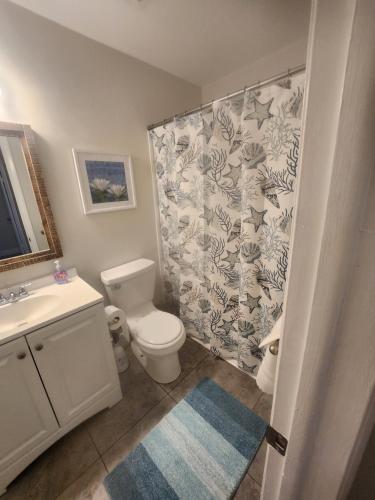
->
<box><xmin>0</xmin><ymin>270</ymin><xmax>103</xmax><ymax>346</ymax></box>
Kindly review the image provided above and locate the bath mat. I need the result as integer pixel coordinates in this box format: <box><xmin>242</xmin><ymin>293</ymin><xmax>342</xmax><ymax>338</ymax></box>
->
<box><xmin>104</xmin><ymin>378</ymin><xmax>267</xmax><ymax>500</ymax></box>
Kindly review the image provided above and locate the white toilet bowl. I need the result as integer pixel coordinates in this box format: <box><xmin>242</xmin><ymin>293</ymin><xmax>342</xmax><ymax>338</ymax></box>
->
<box><xmin>128</xmin><ymin>304</ymin><xmax>185</xmax><ymax>383</ymax></box>
<box><xmin>101</xmin><ymin>259</ymin><xmax>186</xmax><ymax>384</ymax></box>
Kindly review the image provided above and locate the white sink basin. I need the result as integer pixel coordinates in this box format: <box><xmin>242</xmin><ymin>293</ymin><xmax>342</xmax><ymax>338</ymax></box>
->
<box><xmin>0</xmin><ymin>271</ymin><xmax>103</xmax><ymax>344</ymax></box>
<box><xmin>0</xmin><ymin>295</ymin><xmax>60</xmax><ymax>334</ymax></box>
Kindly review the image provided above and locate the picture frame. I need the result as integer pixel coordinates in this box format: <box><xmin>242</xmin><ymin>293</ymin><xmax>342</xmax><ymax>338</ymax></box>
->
<box><xmin>72</xmin><ymin>149</ymin><xmax>136</xmax><ymax>214</ymax></box>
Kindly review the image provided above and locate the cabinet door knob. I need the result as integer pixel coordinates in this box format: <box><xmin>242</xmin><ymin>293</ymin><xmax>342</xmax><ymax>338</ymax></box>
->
<box><xmin>35</xmin><ymin>344</ymin><xmax>44</xmax><ymax>351</ymax></box>
<box><xmin>17</xmin><ymin>352</ymin><xmax>27</xmax><ymax>360</ymax></box>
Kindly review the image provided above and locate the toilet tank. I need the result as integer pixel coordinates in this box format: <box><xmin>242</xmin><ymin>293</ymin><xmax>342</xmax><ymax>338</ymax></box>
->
<box><xmin>101</xmin><ymin>259</ymin><xmax>156</xmax><ymax>313</ymax></box>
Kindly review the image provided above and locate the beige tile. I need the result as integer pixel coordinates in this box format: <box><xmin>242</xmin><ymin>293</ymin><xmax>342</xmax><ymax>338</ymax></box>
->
<box><xmin>248</xmin><ymin>440</ymin><xmax>267</xmax><ymax>485</ymax></box>
<box><xmin>253</xmin><ymin>393</ymin><xmax>273</xmax><ymax>422</ymax></box>
<box><xmin>234</xmin><ymin>473</ymin><xmax>261</xmax><ymax>500</ymax></box>
<box><xmin>56</xmin><ymin>460</ymin><xmax>108</xmax><ymax>500</ymax></box>
<box><xmin>4</xmin><ymin>426</ymin><xmax>99</xmax><ymax>500</ymax></box>
<box><xmin>169</xmin><ymin>355</ymin><xmax>261</xmax><ymax>410</ymax></box>
<box><xmin>102</xmin><ymin>396</ymin><xmax>176</xmax><ymax>472</ymax></box>
<box><xmin>85</xmin><ymin>348</ymin><xmax>167</xmax><ymax>454</ymax></box>
<box><xmin>158</xmin><ymin>338</ymin><xmax>209</xmax><ymax>392</ymax></box>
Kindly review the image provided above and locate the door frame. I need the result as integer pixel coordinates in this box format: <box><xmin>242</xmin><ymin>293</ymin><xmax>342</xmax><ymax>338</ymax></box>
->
<box><xmin>262</xmin><ymin>0</ymin><xmax>375</xmax><ymax>499</ymax></box>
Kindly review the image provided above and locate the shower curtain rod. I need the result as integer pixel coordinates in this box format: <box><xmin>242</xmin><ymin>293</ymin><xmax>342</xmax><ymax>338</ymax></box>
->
<box><xmin>147</xmin><ymin>64</ymin><xmax>305</xmax><ymax>131</ymax></box>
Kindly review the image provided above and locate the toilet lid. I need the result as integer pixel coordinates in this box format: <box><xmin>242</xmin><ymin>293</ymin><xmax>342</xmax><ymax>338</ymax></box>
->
<box><xmin>136</xmin><ymin>311</ymin><xmax>182</xmax><ymax>345</ymax></box>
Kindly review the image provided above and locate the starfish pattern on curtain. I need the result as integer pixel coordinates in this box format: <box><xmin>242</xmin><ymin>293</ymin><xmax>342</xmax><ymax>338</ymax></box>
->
<box><xmin>150</xmin><ymin>72</ymin><xmax>305</xmax><ymax>375</ymax></box>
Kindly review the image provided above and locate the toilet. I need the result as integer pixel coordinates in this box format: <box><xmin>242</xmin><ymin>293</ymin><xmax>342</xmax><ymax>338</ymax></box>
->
<box><xmin>101</xmin><ymin>258</ymin><xmax>186</xmax><ymax>383</ymax></box>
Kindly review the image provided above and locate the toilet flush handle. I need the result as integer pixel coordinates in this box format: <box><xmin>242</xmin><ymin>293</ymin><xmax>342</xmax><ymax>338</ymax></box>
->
<box><xmin>110</xmin><ymin>283</ymin><xmax>122</xmax><ymax>290</ymax></box>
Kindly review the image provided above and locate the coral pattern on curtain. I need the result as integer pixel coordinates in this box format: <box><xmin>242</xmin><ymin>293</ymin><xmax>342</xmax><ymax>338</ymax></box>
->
<box><xmin>150</xmin><ymin>72</ymin><xmax>304</xmax><ymax>374</ymax></box>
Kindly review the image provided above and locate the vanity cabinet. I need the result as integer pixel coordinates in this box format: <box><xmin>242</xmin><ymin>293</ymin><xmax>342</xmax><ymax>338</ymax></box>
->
<box><xmin>0</xmin><ymin>337</ymin><xmax>59</xmax><ymax>473</ymax></box>
<box><xmin>0</xmin><ymin>302</ymin><xmax>122</xmax><ymax>495</ymax></box>
<box><xmin>27</xmin><ymin>305</ymin><xmax>119</xmax><ymax>426</ymax></box>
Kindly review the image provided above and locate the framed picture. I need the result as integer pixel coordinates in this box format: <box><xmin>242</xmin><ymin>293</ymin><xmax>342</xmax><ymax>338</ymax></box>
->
<box><xmin>72</xmin><ymin>150</ymin><xmax>136</xmax><ymax>214</ymax></box>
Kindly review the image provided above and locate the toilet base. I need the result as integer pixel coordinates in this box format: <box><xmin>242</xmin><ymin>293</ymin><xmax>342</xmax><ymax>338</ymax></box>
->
<box><xmin>131</xmin><ymin>341</ymin><xmax>182</xmax><ymax>384</ymax></box>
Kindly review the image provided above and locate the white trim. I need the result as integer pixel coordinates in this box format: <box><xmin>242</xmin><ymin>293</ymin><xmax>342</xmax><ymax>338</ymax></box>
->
<box><xmin>263</xmin><ymin>0</ymin><xmax>375</xmax><ymax>498</ymax></box>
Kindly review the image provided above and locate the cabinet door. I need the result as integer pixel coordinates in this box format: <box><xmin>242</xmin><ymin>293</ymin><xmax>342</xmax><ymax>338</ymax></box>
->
<box><xmin>27</xmin><ymin>304</ymin><xmax>118</xmax><ymax>426</ymax></box>
<box><xmin>0</xmin><ymin>337</ymin><xmax>58</xmax><ymax>471</ymax></box>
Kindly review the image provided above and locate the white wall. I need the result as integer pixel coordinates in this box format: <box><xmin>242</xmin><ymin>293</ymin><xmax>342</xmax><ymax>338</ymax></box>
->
<box><xmin>336</xmin><ymin>169</ymin><xmax>375</xmax><ymax>498</ymax></box>
<box><xmin>263</xmin><ymin>0</ymin><xmax>375</xmax><ymax>497</ymax></box>
<box><xmin>0</xmin><ymin>1</ymin><xmax>200</xmax><ymax>300</ymax></box>
<box><xmin>202</xmin><ymin>38</ymin><xmax>308</xmax><ymax>102</ymax></box>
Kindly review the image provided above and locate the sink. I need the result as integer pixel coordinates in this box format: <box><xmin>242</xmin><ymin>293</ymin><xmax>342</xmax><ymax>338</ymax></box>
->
<box><xmin>0</xmin><ymin>270</ymin><xmax>104</xmax><ymax>344</ymax></box>
<box><xmin>0</xmin><ymin>295</ymin><xmax>60</xmax><ymax>334</ymax></box>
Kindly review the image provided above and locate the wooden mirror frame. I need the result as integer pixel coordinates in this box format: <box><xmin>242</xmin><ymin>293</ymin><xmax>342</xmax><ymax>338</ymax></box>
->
<box><xmin>0</xmin><ymin>122</ymin><xmax>62</xmax><ymax>272</ymax></box>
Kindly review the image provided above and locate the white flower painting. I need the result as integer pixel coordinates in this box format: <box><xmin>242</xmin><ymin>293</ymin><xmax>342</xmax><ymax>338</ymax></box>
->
<box><xmin>73</xmin><ymin>151</ymin><xmax>136</xmax><ymax>214</ymax></box>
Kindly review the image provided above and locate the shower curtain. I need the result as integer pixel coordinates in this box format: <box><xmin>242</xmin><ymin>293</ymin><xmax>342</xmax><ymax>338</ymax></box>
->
<box><xmin>149</xmin><ymin>72</ymin><xmax>304</xmax><ymax>374</ymax></box>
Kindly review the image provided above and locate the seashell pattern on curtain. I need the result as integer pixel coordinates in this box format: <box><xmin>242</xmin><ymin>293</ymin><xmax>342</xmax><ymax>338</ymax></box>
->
<box><xmin>149</xmin><ymin>72</ymin><xmax>305</xmax><ymax>375</ymax></box>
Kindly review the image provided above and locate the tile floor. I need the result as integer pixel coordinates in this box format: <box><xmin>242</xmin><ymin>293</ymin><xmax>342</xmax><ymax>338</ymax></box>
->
<box><xmin>4</xmin><ymin>338</ymin><xmax>272</xmax><ymax>500</ymax></box>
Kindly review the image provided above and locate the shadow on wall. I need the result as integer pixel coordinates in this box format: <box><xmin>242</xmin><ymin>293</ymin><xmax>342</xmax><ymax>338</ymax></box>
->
<box><xmin>347</xmin><ymin>421</ymin><xmax>375</xmax><ymax>500</ymax></box>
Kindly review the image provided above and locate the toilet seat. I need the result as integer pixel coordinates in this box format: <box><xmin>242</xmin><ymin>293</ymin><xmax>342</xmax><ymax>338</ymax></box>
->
<box><xmin>127</xmin><ymin>308</ymin><xmax>184</xmax><ymax>352</ymax></box>
<box><xmin>136</xmin><ymin>311</ymin><xmax>182</xmax><ymax>345</ymax></box>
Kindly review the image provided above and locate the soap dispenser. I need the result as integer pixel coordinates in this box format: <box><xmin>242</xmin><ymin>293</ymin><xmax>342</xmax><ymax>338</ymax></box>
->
<box><xmin>53</xmin><ymin>260</ymin><xmax>68</xmax><ymax>284</ymax></box>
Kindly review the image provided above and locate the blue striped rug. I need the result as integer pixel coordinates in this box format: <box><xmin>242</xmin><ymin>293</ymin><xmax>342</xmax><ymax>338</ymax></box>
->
<box><xmin>104</xmin><ymin>378</ymin><xmax>267</xmax><ymax>500</ymax></box>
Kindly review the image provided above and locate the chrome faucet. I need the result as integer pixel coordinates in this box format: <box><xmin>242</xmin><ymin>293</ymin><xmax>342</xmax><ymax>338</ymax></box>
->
<box><xmin>7</xmin><ymin>291</ymin><xmax>19</xmax><ymax>303</ymax></box>
<box><xmin>18</xmin><ymin>285</ymin><xmax>30</xmax><ymax>298</ymax></box>
<box><xmin>0</xmin><ymin>283</ymin><xmax>31</xmax><ymax>305</ymax></box>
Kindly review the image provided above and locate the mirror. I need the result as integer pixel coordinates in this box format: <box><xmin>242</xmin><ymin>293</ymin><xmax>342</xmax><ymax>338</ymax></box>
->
<box><xmin>0</xmin><ymin>135</ymin><xmax>48</xmax><ymax>257</ymax></box>
<box><xmin>0</xmin><ymin>122</ymin><xmax>62</xmax><ymax>271</ymax></box>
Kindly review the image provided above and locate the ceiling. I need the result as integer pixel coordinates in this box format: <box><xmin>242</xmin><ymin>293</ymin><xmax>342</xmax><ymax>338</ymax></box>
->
<box><xmin>9</xmin><ymin>0</ymin><xmax>311</xmax><ymax>86</ymax></box>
